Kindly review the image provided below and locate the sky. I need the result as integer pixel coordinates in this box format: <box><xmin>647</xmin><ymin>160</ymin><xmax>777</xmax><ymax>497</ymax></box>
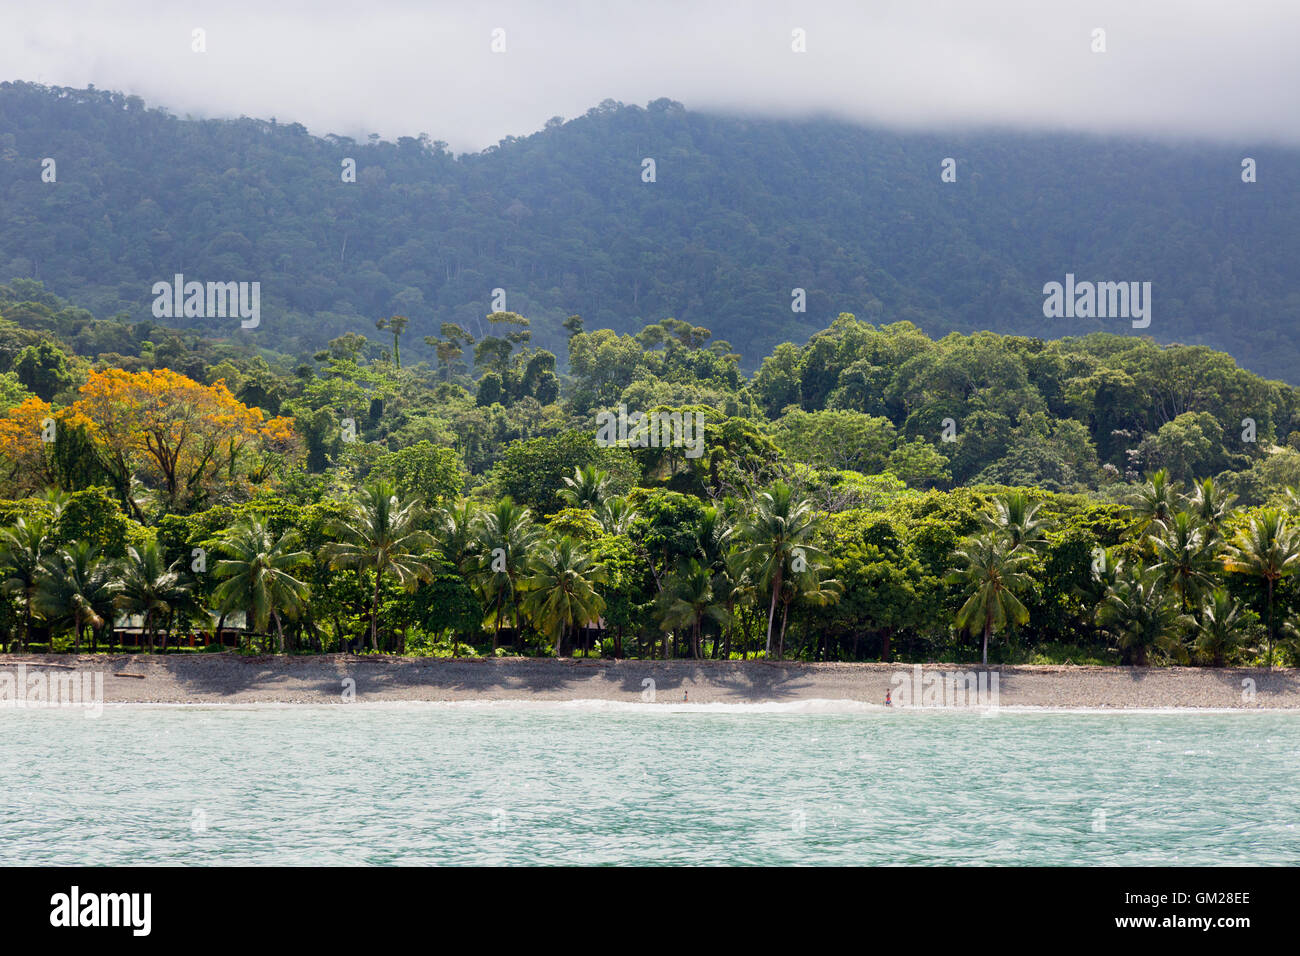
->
<box><xmin>2</xmin><ymin>0</ymin><xmax>1298</xmax><ymax>152</ymax></box>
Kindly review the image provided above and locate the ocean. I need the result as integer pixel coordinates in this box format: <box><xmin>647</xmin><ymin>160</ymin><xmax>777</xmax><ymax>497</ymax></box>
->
<box><xmin>4</xmin><ymin>703</ymin><xmax>1297</xmax><ymax>865</ymax></box>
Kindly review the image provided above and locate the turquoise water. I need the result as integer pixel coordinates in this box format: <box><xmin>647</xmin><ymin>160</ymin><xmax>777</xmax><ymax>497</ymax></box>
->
<box><xmin>3</xmin><ymin>704</ymin><xmax>1298</xmax><ymax>865</ymax></box>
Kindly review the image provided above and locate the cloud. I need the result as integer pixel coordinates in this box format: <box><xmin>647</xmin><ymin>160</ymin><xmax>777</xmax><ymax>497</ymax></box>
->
<box><xmin>3</xmin><ymin>0</ymin><xmax>1297</xmax><ymax>151</ymax></box>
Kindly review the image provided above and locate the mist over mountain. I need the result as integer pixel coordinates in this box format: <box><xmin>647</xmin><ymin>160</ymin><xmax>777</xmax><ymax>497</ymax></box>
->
<box><xmin>2</xmin><ymin>81</ymin><xmax>1296</xmax><ymax>379</ymax></box>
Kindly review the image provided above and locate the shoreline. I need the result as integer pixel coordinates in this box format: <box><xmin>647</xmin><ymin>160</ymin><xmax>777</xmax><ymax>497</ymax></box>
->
<box><xmin>2</xmin><ymin>655</ymin><xmax>1298</xmax><ymax>709</ymax></box>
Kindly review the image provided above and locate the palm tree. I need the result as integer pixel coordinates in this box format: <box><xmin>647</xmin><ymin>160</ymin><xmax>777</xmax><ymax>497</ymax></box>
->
<box><xmin>472</xmin><ymin>497</ymin><xmax>539</xmax><ymax>652</ymax></box>
<box><xmin>0</xmin><ymin>516</ymin><xmax>52</xmax><ymax>651</ymax></box>
<box><xmin>1129</xmin><ymin>469</ymin><xmax>1179</xmax><ymax>536</ymax></box>
<box><xmin>733</xmin><ymin>480</ymin><xmax>821</xmax><ymax>659</ymax></box>
<box><xmin>596</xmin><ymin>496</ymin><xmax>637</xmax><ymax>535</ymax></box>
<box><xmin>324</xmin><ymin>482</ymin><xmax>434</xmax><ymax>652</ymax></box>
<box><xmin>1195</xmin><ymin>589</ymin><xmax>1249</xmax><ymax>667</ymax></box>
<box><xmin>1187</xmin><ymin>477</ymin><xmax>1236</xmax><ymax>537</ymax></box>
<box><xmin>1220</xmin><ymin>508</ymin><xmax>1300</xmax><ymax>668</ymax></box>
<box><xmin>116</xmin><ymin>541</ymin><xmax>191</xmax><ymax>652</ymax></box>
<box><xmin>1097</xmin><ymin>561</ymin><xmax>1190</xmax><ymax>665</ymax></box>
<box><xmin>212</xmin><ymin>520</ymin><xmax>310</xmax><ymax>652</ymax></box>
<box><xmin>557</xmin><ymin>465</ymin><xmax>611</xmax><ymax>510</ymax></box>
<box><xmin>946</xmin><ymin>532</ymin><xmax>1034</xmax><ymax>665</ymax></box>
<box><xmin>430</xmin><ymin>500</ymin><xmax>480</xmax><ymax>575</ymax></box>
<box><xmin>35</xmin><ymin>542</ymin><xmax>120</xmax><ymax>653</ymax></box>
<box><xmin>522</xmin><ymin>537</ymin><xmax>606</xmax><ymax>657</ymax></box>
<box><xmin>660</xmin><ymin>559</ymin><xmax>732</xmax><ymax>658</ymax></box>
<box><xmin>980</xmin><ymin>491</ymin><xmax>1050</xmax><ymax>551</ymax></box>
<box><xmin>1149</xmin><ymin>511</ymin><xmax>1218</xmax><ymax>611</ymax></box>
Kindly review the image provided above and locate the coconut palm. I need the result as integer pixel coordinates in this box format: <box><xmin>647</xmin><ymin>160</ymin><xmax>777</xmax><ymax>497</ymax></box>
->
<box><xmin>116</xmin><ymin>541</ymin><xmax>191</xmax><ymax>652</ymax></box>
<box><xmin>980</xmin><ymin>491</ymin><xmax>1050</xmax><ymax>551</ymax></box>
<box><xmin>0</xmin><ymin>516</ymin><xmax>52</xmax><ymax>651</ymax></box>
<box><xmin>1097</xmin><ymin>561</ymin><xmax>1190</xmax><ymax>665</ymax></box>
<box><xmin>1195</xmin><ymin>589</ymin><xmax>1250</xmax><ymax>667</ymax></box>
<box><xmin>1220</xmin><ymin>508</ymin><xmax>1300</xmax><ymax>667</ymax></box>
<box><xmin>472</xmin><ymin>497</ymin><xmax>539</xmax><ymax>652</ymax></box>
<box><xmin>324</xmin><ymin>482</ymin><xmax>434</xmax><ymax>652</ymax></box>
<box><xmin>557</xmin><ymin>465</ymin><xmax>611</xmax><ymax>510</ymax></box>
<box><xmin>595</xmin><ymin>496</ymin><xmax>637</xmax><ymax>535</ymax></box>
<box><xmin>429</xmin><ymin>500</ymin><xmax>480</xmax><ymax>575</ymax></box>
<box><xmin>34</xmin><ymin>542</ymin><xmax>120</xmax><ymax>653</ymax></box>
<box><xmin>660</xmin><ymin>559</ymin><xmax>732</xmax><ymax>658</ymax></box>
<box><xmin>778</xmin><ymin>564</ymin><xmax>843</xmax><ymax>659</ymax></box>
<box><xmin>1149</xmin><ymin>511</ymin><xmax>1218</xmax><ymax>611</ymax></box>
<box><xmin>522</xmin><ymin>537</ymin><xmax>607</xmax><ymax>657</ymax></box>
<box><xmin>946</xmin><ymin>532</ymin><xmax>1034</xmax><ymax>665</ymax></box>
<box><xmin>1187</xmin><ymin>477</ymin><xmax>1236</xmax><ymax>537</ymax></box>
<box><xmin>212</xmin><ymin>520</ymin><xmax>310</xmax><ymax>652</ymax></box>
<box><xmin>1128</xmin><ymin>469</ymin><xmax>1179</xmax><ymax>536</ymax></box>
<box><xmin>733</xmin><ymin>480</ymin><xmax>821</xmax><ymax>659</ymax></box>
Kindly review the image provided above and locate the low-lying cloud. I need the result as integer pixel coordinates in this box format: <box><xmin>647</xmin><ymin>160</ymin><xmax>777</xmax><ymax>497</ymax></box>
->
<box><xmin>3</xmin><ymin>0</ymin><xmax>1297</xmax><ymax>151</ymax></box>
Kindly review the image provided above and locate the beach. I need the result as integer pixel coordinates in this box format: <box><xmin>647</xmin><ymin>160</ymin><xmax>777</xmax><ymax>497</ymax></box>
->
<box><xmin>3</xmin><ymin>655</ymin><xmax>1297</xmax><ymax>708</ymax></box>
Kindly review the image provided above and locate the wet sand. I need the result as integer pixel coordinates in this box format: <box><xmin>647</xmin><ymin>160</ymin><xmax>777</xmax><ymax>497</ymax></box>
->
<box><xmin>3</xmin><ymin>655</ymin><xmax>1298</xmax><ymax>708</ymax></box>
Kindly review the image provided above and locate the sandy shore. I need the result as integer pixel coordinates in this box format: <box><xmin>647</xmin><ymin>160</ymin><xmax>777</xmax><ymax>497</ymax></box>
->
<box><xmin>2</xmin><ymin>654</ymin><xmax>1298</xmax><ymax>708</ymax></box>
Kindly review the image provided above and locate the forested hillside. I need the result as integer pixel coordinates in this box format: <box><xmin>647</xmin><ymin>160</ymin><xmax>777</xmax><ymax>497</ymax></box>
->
<box><xmin>2</xmin><ymin>81</ymin><xmax>1298</xmax><ymax>379</ymax></box>
<box><xmin>6</xmin><ymin>277</ymin><xmax>1300</xmax><ymax>665</ymax></box>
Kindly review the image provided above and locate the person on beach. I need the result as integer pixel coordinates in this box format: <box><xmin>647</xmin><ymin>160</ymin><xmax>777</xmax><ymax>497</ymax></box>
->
<box><xmin>885</xmin><ymin>689</ymin><xmax>892</xmax><ymax>707</ymax></box>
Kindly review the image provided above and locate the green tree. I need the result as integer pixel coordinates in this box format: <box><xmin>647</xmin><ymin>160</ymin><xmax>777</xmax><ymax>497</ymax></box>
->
<box><xmin>733</xmin><ymin>480</ymin><xmax>823</xmax><ymax>659</ymax></box>
<box><xmin>557</xmin><ymin>465</ymin><xmax>611</xmax><ymax>510</ymax></box>
<box><xmin>1195</xmin><ymin>589</ymin><xmax>1251</xmax><ymax>667</ymax></box>
<box><xmin>116</xmin><ymin>540</ymin><xmax>192</xmax><ymax>652</ymax></box>
<box><xmin>211</xmin><ymin>520</ymin><xmax>310</xmax><ymax>652</ymax></box>
<box><xmin>1097</xmin><ymin>561</ymin><xmax>1189</xmax><ymax>665</ymax></box>
<box><xmin>1149</xmin><ymin>511</ymin><xmax>1218</xmax><ymax>611</ymax></box>
<box><xmin>660</xmin><ymin>559</ymin><xmax>731</xmax><ymax>658</ymax></box>
<box><xmin>472</xmin><ymin>497</ymin><xmax>539</xmax><ymax>652</ymax></box>
<box><xmin>1220</xmin><ymin>508</ymin><xmax>1300</xmax><ymax>667</ymax></box>
<box><xmin>35</xmin><ymin>541</ymin><xmax>120</xmax><ymax>652</ymax></box>
<box><xmin>946</xmin><ymin>532</ymin><xmax>1033</xmax><ymax>665</ymax></box>
<box><xmin>324</xmin><ymin>482</ymin><xmax>434</xmax><ymax>652</ymax></box>
<box><xmin>0</xmin><ymin>516</ymin><xmax>52</xmax><ymax>650</ymax></box>
<box><xmin>522</xmin><ymin>537</ymin><xmax>607</xmax><ymax>657</ymax></box>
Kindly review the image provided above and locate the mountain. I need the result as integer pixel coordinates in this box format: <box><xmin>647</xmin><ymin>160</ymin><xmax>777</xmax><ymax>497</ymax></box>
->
<box><xmin>1</xmin><ymin>81</ymin><xmax>1297</xmax><ymax>379</ymax></box>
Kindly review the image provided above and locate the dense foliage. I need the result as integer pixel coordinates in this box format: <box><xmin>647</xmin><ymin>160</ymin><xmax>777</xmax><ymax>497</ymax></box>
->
<box><xmin>3</xmin><ymin>276</ymin><xmax>1300</xmax><ymax>665</ymax></box>
<box><xmin>3</xmin><ymin>82</ymin><xmax>1299</xmax><ymax>379</ymax></box>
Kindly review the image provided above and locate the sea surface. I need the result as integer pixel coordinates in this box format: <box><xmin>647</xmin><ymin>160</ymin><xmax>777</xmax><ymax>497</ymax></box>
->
<box><xmin>3</xmin><ymin>702</ymin><xmax>1298</xmax><ymax>865</ymax></box>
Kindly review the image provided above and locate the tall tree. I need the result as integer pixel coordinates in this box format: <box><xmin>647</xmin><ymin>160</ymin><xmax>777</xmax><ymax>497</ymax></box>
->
<box><xmin>324</xmin><ymin>482</ymin><xmax>434</xmax><ymax>652</ymax></box>
<box><xmin>35</xmin><ymin>541</ymin><xmax>120</xmax><ymax>653</ymax></box>
<box><xmin>116</xmin><ymin>541</ymin><xmax>191</xmax><ymax>652</ymax></box>
<box><xmin>472</xmin><ymin>497</ymin><xmax>539</xmax><ymax>652</ymax></box>
<box><xmin>522</xmin><ymin>537</ymin><xmax>606</xmax><ymax>657</ymax></box>
<box><xmin>1221</xmin><ymin>508</ymin><xmax>1300</xmax><ymax>668</ymax></box>
<box><xmin>733</xmin><ymin>480</ymin><xmax>823</xmax><ymax>660</ymax></box>
<box><xmin>375</xmin><ymin>315</ymin><xmax>409</xmax><ymax>368</ymax></box>
<box><xmin>0</xmin><ymin>516</ymin><xmax>52</xmax><ymax>651</ymax></box>
<box><xmin>1097</xmin><ymin>561</ymin><xmax>1189</xmax><ymax>665</ymax></box>
<box><xmin>947</xmin><ymin>532</ymin><xmax>1034</xmax><ymax>666</ymax></box>
<box><xmin>1149</xmin><ymin>511</ymin><xmax>1218</xmax><ymax>611</ymax></box>
<box><xmin>212</xmin><ymin>520</ymin><xmax>310</xmax><ymax>652</ymax></box>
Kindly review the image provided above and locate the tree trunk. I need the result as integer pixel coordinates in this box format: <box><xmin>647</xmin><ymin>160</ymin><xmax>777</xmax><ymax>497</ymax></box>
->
<box><xmin>370</xmin><ymin>572</ymin><xmax>382</xmax><ymax>653</ymax></box>
<box><xmin>778</xmin><ymin>600</ymin><xmax>790</xmax><ymax>660</ymax></box>
<box><xmin>982</xmin><ymin>612</ymin><xmax>991</xmax><ymax>667</ymax></box>
<box><xmin>1266</xmin><ymin>577</ymin><xmax>1275</xmax><ymax>669</ymax></box>
<box><xmin>273</xmin><ymin>612</ymin><xmax>286</xmax><ymax>654</ymax></box>
<box><xmin>764</xmin><ymin>570</ymin><xmax>781</xmax><ymax>659</ymax></box>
